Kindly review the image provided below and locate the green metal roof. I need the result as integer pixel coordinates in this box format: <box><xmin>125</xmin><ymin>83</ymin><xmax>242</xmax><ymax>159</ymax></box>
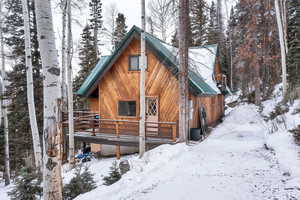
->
<box><xmin>77</xmin><ymin>25</ymin><xmax>220</xmax><ymax>97</ymax></box>
<box><xmin>77</xmin><ymin>55</ymin><xmax>111</xmax><ymax>96</ymax></box>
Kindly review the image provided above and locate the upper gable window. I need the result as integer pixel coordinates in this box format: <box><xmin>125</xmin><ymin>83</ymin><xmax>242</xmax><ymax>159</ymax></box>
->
<box><xmin>129</xmin><ymin>55</ymin><xmax>140</xmax><ymax>71</ymax></box>
<box><xmin>128</xmin><ymin>55</ymin><xmax>147</xmax><ymax>71</ymax></box>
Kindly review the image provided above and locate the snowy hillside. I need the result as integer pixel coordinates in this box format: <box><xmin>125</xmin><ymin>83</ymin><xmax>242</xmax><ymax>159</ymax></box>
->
<box><xmin>1</xmin><ymin>93</ymin><xmax>299</xmax><ymax>200</ymax></box>
<box><xmin>70</xmin><ymin>95</ymin><xmax>300</xmax><ymax>200</ymax></box>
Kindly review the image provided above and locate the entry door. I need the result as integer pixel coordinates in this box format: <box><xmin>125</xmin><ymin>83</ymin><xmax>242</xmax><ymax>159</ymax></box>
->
<box><xmin>146</xmin><ymin>97</ymin><xmax>159</xmax><ymax>135</ymax></box>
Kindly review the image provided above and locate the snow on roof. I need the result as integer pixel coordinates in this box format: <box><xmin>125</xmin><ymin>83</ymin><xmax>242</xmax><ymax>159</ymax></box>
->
<box><xmin>162</xmin><ymin>42</ymin><xmax>220</xmax><ymax>94</ymax></box>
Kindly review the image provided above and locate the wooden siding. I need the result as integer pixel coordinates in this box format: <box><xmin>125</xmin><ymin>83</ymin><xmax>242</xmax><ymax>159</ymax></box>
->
<box><xmin>87</xmin><ymin>97</ymin><xmax>99</xmax><ymax>112</ymax></box>
<box><xmin>86</xmin><ymin>38</ymin><xmax>224</xmax><ymax>136</ymax></box>
<box><xmin>98</xmin><ymin>38</ymin><xmax>179</xmax><ymax>123</ymax></box>
<box><xmin>190</xmin><ymin>94</ymin><xmax>224</xmax><ymax>128</ymax></box>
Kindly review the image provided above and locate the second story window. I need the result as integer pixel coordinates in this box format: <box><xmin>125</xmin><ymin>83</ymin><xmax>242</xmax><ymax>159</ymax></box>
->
<box><xmin>129</xmin><ymin>55</ymin><xmax>140</xmax><ymax>71</ymax></box>
<box><xmin>128</xmin><ymin>55</ymin><xmax>147</xmax><ymax>71</ymax></box>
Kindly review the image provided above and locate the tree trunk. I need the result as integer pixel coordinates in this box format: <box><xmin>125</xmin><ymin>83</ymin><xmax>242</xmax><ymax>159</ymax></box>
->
<box><xmin>34</xmin><ymin>0</ymin><xmax>63</xmax><ymax>199</ymax></box>
<box><xmin>139</xmin><ymin>0</ymin><xmax>146</xmax><ymax>158</ymax></box>
<box><xmin>0</xmin><ymin>2</ymin><xmax>10</xmax><ymax>186</ymax></box>
<box><xmin>275</xmin><ymin>0</ymin><xmax>287</xmax><ymax>96</ymax></box>
<box><xmin>22</xmin><ymin>0</ymin><xmax>43</xmax><ymax>171</ymax></box>
<box><xmin>61</xmin><ymin>0</ymin><xmax>67</xmax><ymax>106</ymax></box>
<box><xmin>178</xmin><ymin>0</ymin><xmax>189</xmax><ymax>143</ymax></box>
<box><xmin>67</xmin><ymin>0</ymin><xmax>75</xmax><ymax>167</ymax></box>
<box><xmin>254</xmin><ymin>65</ymin><xmax>261</xmax><ymax>105</ymax></box>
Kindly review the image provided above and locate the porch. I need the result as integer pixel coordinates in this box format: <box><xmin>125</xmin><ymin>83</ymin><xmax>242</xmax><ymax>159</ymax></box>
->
<box><xmin>63</xmin><ymin>111</ymin><xmax>178</xmax><ymax>147</ymax></box>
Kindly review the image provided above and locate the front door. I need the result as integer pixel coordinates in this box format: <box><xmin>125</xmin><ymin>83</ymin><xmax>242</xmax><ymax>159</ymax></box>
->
<box><xmin>146</xmin><ymin>97</ymin><xmax>159</xmax><ymax>135</ymax></box>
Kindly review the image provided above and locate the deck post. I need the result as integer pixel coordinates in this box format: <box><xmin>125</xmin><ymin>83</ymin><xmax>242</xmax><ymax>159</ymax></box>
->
<box><xmin>91</xmin><ymin>119</ymin><xmax>95</xmax><ymax>136</ymax></box>
<box><xmin>172</xmin><ymin>124</ymin><xmax>177</xmax><ymax>142</ymax></box>
<box><xmin>115</xmin><ymin>122</ymin><xmax>121</xmax><ymax>160</ymax></box>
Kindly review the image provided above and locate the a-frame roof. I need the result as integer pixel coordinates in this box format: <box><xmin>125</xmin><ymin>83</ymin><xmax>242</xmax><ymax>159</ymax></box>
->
<box><xmin>77</xmin><ymin>26</ymin><xmax>220</xmax><ymax>97</ymax></box>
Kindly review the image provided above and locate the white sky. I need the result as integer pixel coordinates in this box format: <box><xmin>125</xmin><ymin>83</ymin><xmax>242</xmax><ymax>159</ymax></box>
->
<box><xmin>51</xmin><ymin>0</ymin><xmax>237</xmax><ymax>74</ymax></box>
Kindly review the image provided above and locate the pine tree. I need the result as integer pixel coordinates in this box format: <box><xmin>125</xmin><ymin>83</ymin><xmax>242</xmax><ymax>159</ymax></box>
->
<box><xmin>3</xmin><ymin>0</ymin><xmax>43</xmax><ymax>171</ymax></box>
<box><xmin>190</xmin><ymin>0</ymin><xmax>208</xmax><ymax>46</ymax></box>
<box><xmin>8</xmin><ymin>167</ymin><xmax>42</xmax><ymax>200</ymax></box>
<box><xmin>74</xmin><ymin>25</ymin><xmax>98</xmax><ymax>109</ymax></box>
<box><xmin>63</xmin><ymin>165</ymin><xmax>96</xmax><ymax>200</ymax></box>
<box><xmin>89</xmin><ymin>0</ymin><xmax>103</xmax><ymax>56</ymax></box>
<box><xmin>207</xmin><ymin>2</ymin><xmax>218</xmax><ymax>45</ymax></box>
<box><xmin>287</xmin><ymin>0</ymin><xmax>300</xmax><ymax>97</ymax></box>
<box><xmin>103</xmin><ymin>161</ymin><xmax>121</xmax><ymax>186</ymax></box>
<box><xmin>112</xmin><ymin>13</ymin><xmax>127</xmax><ymax>49</ymax></box>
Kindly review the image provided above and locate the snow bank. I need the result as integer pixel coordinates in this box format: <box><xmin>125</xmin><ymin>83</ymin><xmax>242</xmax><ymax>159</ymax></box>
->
<box><xmin>75</xmin><ymin>100</ymin><xmax>300</xmax><ymax>200</ymax></box>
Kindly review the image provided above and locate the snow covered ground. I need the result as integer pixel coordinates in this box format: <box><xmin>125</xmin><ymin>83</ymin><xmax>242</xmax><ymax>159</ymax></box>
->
<box><xmin>73</xmin><ymin>100</ymin><xmax>300</xmax><ymax>200</ymax></box>
<box><xmin>1</xmin><ymin>93</ymin><xmax>299</xmax><ymax>200</ymax></box>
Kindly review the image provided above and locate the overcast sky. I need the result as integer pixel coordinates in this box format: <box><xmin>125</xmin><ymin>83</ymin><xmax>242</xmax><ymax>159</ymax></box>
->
<box><xmin>51</xmin><ymin>0</ymin><xmax>237</xmax><ymax>73</ymax></box>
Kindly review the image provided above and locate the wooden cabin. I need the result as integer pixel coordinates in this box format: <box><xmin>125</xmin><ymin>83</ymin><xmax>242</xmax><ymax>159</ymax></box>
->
<box><xmin>73</xmin><ymin>26</ymin><xmax>226</xmax><ymax>157</ymax></box>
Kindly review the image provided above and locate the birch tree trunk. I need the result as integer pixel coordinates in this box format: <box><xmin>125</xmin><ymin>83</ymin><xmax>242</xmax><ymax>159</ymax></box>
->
<box><xmin>275</xmin><ymin>0</ymin><xmax>287</xmax><ymax>96</ymax></box>
<box><xmin>66</xmin><ymin>0</ymin><xmax>75</xmax><ymax>166</ymax></box>
<box><xmin>178</xmin><ymin>0</ymin><xmax>189</xmax><ymax>143</ymax></box>
<box><xmin>139</xmin><ymin>0</ymin><xmax>146</xmax><ymax>158</ymax></box>
<box><xmin>34</xmin><ymin>0</ymin><xmax>63</xmax><ymax>199</ymax></box>
<box><xmin>61</xmin><ymin>0</ymin><xmax>67</xmax><ymax>105</ymax></box>
<box><xmin>22</xmin><ymin>0</ymin><xmax>43</xmax><ymax>171</ymax></box>
<box><xmin>0</xmin><ymin>2</ymin><xmax>10</xmax><ymax>186</ymax></box>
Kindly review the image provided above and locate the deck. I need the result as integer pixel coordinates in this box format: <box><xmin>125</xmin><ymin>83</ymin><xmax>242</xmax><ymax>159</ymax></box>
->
<box><xmin>73</xmin><ymin>132</ymin><xmax>176</xmax><ymax>146</ymax></box>
<box><xmin>63</xmin><ymin>111</ymin><xmax>178</xmax><ymax>146</ymax></box>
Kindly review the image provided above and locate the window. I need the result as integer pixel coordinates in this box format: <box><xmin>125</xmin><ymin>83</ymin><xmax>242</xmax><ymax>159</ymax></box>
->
<box><xmin>118</xmin><ymin>101</ymin><xmax>136</xmax><ymax>116</ymax></box>
<box><xmin>129</xmin><ymin>55</ymin><xmax>140</xmax><ymax>71</ymax></box>
<box><xmin>128</xmin><ymin>55</ymin><xmax>148</xmax><ymax>71</ymax></box>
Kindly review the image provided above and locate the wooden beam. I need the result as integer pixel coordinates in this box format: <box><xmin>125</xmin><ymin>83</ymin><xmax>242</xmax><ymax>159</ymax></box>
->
<box><xmin>116</xmin><ymin>122</ymin><xmax>121</xmax><ymax>159</ymax></box>
<box><xmin>172</xmin><ymin>124</ymin><xmax>177</xmax><ymax>142</ymax></box>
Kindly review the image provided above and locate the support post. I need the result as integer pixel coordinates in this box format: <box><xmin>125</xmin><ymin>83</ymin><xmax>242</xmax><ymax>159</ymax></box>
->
<box><xmin>172</xmin><ymin>124</ymin><xmax>177</xmax><ymax>142</ymax></box>
<box><xmin>115</xmin><ymin>122</ymin><xmax>120</xmax><ymax>160</ymax></box>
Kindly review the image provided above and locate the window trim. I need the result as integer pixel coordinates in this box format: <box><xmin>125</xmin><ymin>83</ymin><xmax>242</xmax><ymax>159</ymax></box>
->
<box><xmin>117</xmin><ymin>99</ymin><xmax>138</xmax><ymax>118</ymax></box>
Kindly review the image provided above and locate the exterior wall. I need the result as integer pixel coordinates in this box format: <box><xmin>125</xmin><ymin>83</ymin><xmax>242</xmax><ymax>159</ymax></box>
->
<box><xmin>87</xmin><ymin>97</ymin><xmax>99</xmax><ymax>112</ymax></box>
<box><xmin>190</xmin><ymin>94</ymin><xmax>224</xmax><ymax>128</ymax></box>
<box><xmin>98</xmin><ymin>38</ymin><xmax>179</xmax><ymax>123</ymax></box>
<box><xmin>85</xmin><ymin>38</ymin><xmax>225</xmax><ymax>154</ymax></box>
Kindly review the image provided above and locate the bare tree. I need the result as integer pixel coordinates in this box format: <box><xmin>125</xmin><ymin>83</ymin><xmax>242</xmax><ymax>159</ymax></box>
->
<box><xmin>275</xmin><ymin>0</ymin><xmax>287</xmax><ymax>96</ymax></box>
<box><xmin>139</xmin><ymin>0</ymin><xmax>146</xmax><ymax>158</ymax></box>
<box><xmin>104</xmin><ymin>3</ymin><xmax>118</xmax><ymax>49</ymax></box>
<box><xmin>34</xmin><ymin>0</ymin><xmax>63</xmax><ymax>199</ymax></box>
<box><xmin>22</xmin><ymin>0</ymin><xmax>43</xmax><ymax>171</ymax></box>
<box><xmin>67</xmin><ymin>0</ymin><xmax>75</xmax><ymax>167</ymax></box>
<box><xmin>178</xmin><ymin>0</ymin><xmax>189</xmax><ymax>142</ymax></box>
<box><xmin>0</xmin><ymin>2</ymin><xmax>10</xmax><ymax>185</ymax></box>
<box><xmin>61</xmin><ymin>0</ymin><xmax>68</xmax><ymax>106</ymax></box>
<box><xmin>147</xmin><ymin>17</ymin><xmax>154</xmax><ymax>35</ymax></box>
<box><xmin>148</xmin><ymin>0</ymin><xmax>175</xmax><ymax>41</ymax></box>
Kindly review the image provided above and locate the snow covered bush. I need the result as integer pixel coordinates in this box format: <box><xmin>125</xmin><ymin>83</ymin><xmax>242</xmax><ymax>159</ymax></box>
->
<box><xmin>63</xmin><ymin>164</ymin><xmax>96</xmax><ymax>200</ymax></box>
<box><xmin>290</xmin><ymin>125</ymin><xmax>300</xmax><ymax>145</ymax></box>
<box><xmin>8</xmin><ymin>167</ymin><xmax>42</xmax><ymax>200</ymax></box>
<box><xmin>102</xmin><ymin>161</ymin><xmax>121</xmax><ymax>186</ymax></box>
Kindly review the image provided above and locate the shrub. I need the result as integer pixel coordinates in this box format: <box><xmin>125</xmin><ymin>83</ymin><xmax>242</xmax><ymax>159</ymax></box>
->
<box><xmin>63</xmin><ymin>164</ymin><xmax>96</xmax><ymax>200</ymax></box>
<box><xmin>289</xmin><ymin>125</ymin><xmax>300</xmax><ymax>145</ymax></box>
<box><xmin>103</xmin><ymin>161</ymin><xmax>121</xmax><ymax>186</ymax></box>
<box><xmin>8</xmin><ymin>167</ymin><xmax>42</xmax><ymax>200</ymax></box>
<box><xmin>269</xmin><ymin>104</ymin><xmax>289</xmax><ymax>120</ymax></box>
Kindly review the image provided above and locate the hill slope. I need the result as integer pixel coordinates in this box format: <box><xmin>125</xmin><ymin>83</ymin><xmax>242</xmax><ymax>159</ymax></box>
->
<box><xmin>75</xmin><ymin>100</ymin><xmax>300</xmax><ymax>200</ymax></box>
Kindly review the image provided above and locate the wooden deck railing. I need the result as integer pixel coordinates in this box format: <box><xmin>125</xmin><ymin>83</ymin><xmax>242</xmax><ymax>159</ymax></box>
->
<box><xmin>63</xmin><ymin>111</ymin><xmax>177</xmax><ymax>141</ymax></box>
